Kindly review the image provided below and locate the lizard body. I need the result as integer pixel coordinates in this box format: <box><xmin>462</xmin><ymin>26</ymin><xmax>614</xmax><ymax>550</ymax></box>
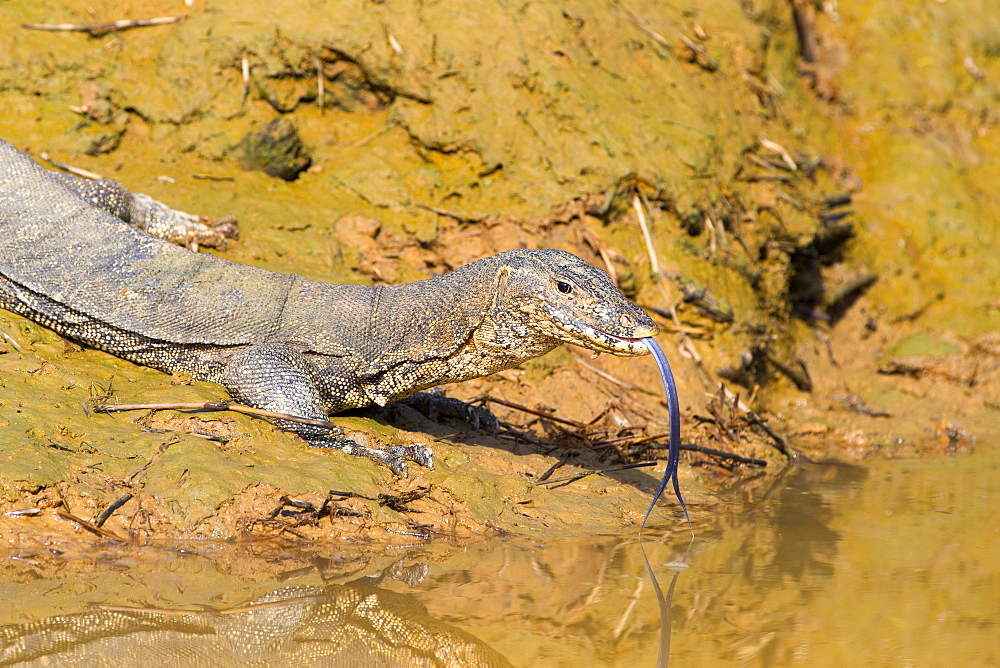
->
<box><xmin>0</xmin><ymin>139</ymin><xmax>658</xmax><ymax>474</ymax></box>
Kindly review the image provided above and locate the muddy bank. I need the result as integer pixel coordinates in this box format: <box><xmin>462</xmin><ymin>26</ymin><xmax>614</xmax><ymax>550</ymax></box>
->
<box><xmin>0</xmin><ymin>0</ymin><xmax>997</xmax><ymax>543</ymax></box>
<box><xmin>2</xmin><ymin>451</ymin><xmax>997</xmax><ymax>665</ymax></box>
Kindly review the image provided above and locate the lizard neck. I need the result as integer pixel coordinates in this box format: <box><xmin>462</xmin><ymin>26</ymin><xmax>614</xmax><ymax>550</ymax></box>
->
<box><xmin>359</xmin><ymin>256</ymin><xmax>563</xmax><ymax>403</ymax></box>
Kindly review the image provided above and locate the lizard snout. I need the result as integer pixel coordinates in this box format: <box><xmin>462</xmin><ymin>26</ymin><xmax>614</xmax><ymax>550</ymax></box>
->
<box><xmin>619</xmin><ymin>311</ymin><xmax>658</xmax><ymax>338</ymax></box>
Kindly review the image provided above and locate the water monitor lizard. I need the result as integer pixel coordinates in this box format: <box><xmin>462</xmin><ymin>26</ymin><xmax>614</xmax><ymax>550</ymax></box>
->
<box><xmin>0</xmin><ymin>138</ymin><xmax>663</xmax><ymax>478</ymax></box>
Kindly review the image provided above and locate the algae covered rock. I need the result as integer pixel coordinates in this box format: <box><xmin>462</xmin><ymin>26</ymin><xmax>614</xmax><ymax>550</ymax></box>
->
<box><xmin>236</xmin><ymin>117</ymin><xmax>311</xmax><ymax>181</ymax></box>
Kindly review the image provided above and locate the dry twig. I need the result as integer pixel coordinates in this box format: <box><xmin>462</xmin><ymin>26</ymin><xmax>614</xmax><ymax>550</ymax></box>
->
<box><xmin>39</xmin><ymin>152</ymin><xmax>102</xmax><ymax>180</ymax></box>
<box><xmin>486</xmin><ymin>396</ymin><xmax>586</xmax><ymax>429</ymax></box>
<box><xmin>414</xmin><ymin>202</ymin><xmax>486</xmax><ymax>224</ymax></box>
<box><xmin>94</xmin><ymin>400</ymin><xmax>342</xmax><ymax>431</ymax></box>
<box><xmin>620</xmin><ymin>4</ymin><xmax>718</xmax><ymax>71</ymax></box>
<box><xmin>23</xmin><ymin>15</ymin><xmax>187</xmax><ymax>38</ymax></box>
<box><xmin>56</xmin><ymin>508</ymin><xmax>127</xmax><ymax>542</ymax></box>
<box><xmin>787</xmin><ymin>0</ymin><xmax>818</xmax><ymax>63</ymax></box>
<box><xmin>570</xmin><ymin>352</ymin><xmax>660</xmax><ymax>396</ymax></box>
<box><xmin>94</xmin><ymin>493</ymin><xmax>134</xmax><ymax>528</ymax></box>
<box><xmin>534</xmin><ymin>461</ymin><xmax>657</xmax><ymax>487</ymax></box>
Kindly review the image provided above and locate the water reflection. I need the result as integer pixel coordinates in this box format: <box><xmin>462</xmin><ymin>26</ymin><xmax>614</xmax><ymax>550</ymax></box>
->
<box><xmin>737</xmin><ymin>461</ymin><xmax>867</xmax><ymax>581</ymax></box>
<box><xmin>1</xmin><ymin>450</ymin><xmax>996</xmax><ymax>666</ymax></box>
<box><xmin>0</xmin><ymin>565</ymin><xmax>513</xmax><ymax>666</ymax></box>
<box><xmin>641</xmin><ymin>540</ymin><xmax>688</xmax><ymax>668</ymax></box>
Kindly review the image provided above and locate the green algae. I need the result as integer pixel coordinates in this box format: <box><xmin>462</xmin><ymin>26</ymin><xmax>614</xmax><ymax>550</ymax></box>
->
<box><xmin>886</xmin><ymin>333</ymin><xmax>963</xmax><ymax>359</ymax></box>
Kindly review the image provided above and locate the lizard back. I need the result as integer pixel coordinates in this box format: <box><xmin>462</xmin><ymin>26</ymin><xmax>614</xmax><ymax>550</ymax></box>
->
<box><xmin>0</xmin><ymin>138</ymin><xmax>292</xmax><ymax>346</ymax></box>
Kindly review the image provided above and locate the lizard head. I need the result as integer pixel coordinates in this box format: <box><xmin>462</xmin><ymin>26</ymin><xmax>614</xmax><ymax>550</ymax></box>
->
<box><xmin>497</xmin><ymin>249</ymin><xmax>659</xmax><ymax>356</ymax></box>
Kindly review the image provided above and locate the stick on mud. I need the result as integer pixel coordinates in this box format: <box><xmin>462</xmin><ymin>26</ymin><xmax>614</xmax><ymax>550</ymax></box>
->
<box><xmin>94</xmin><ymin>400</ymin><xmax>342</xmax><ymax>430</ymax></box>
<box><xmin>22</xmin><ymin>15</ymin><xmax>187</xmax><ymax>38</ymax></box>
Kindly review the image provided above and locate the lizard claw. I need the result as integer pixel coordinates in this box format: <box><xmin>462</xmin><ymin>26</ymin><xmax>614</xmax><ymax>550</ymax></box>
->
<box><xmin>373</xmin><ymin>448</ymin><xmax>410</xmax><ymax>478</ymax></box>
<box><xmin>309</xmin><ymin>436</ymin><xmax>434</xmax><ymax>477</ymax></box>
<box><xmin>385</xmin><ymin>444</ymin><xmax>435</xmax><ymax>470</ymax></box>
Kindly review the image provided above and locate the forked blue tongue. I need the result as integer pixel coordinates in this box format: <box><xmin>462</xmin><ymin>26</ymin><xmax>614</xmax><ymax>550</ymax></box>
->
<box><xmin>640</xmin><ymin>337</ymin><xmax>692</xmax><ymax>533</ymax></box>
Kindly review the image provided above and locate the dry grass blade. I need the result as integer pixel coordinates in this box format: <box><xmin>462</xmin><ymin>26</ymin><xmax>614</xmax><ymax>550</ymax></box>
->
<box><xmin>759</xmin><ymin>138</ymin><xmax>798</xmax><ymax>171</ymax></box>
<box><xmin>633</xmin><ymin>194</ymin><xmax>661</xmax><ymax>276</ymax></box>
<box><xmin>579</xmin><ymin>227</ymin><xmax>618</xmax><ymax>286</ymax></box>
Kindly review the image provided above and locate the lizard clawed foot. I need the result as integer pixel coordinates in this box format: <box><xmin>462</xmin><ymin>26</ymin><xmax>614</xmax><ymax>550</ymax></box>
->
<box><xmin>310</xmin><ymin>436</ymin><xmax>434</xmax><ymax>477</ymax></box>
<box><xmin>200</xmin><ymin>215</ymin><xmax>239</xmax><ymax>243</ymax></box>
<box><xmin>396</xmin><ymin>391</ymin><xmax>499</xmax><ymax>435</ymax></box>
<box><xmin>132</xmin><ymin>192</ymin><xmax>239</xmax><ymax>251</ymax></box>
<box><xmin>384</xmin><ymin>444</ymin><xmax>435</xmax><ymax>469</ymax></box>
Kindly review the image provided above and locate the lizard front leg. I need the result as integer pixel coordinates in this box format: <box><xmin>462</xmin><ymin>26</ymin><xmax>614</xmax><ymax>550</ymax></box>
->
<box><xmin>220</xmin><ymin>343</ymin><xmax>433</xmax><ymax>476</ymax></box>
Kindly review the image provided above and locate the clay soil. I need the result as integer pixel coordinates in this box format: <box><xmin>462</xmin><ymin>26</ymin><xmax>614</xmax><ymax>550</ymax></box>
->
<box><xmin>0</xmin><ymin>0</ymin><xmax>997</xmax><ymax>554</ymax></box>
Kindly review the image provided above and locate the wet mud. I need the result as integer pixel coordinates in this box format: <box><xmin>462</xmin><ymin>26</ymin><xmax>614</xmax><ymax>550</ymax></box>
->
<box><xmin>0</xmin><ymin>0</ymin><xmax>997</xmax><ymax>547</ymax></box>
<box><xmin>2</xmin><ymin>448</ymin><xmax>997</xmax><ymax>665</ymax></box>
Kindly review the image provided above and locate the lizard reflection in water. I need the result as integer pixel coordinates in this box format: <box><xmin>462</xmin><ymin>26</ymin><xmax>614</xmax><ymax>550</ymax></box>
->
<box><xmin>0</xmin><ymin>573</ymin><xmax>513</xmax><ymax>667</ymax></box>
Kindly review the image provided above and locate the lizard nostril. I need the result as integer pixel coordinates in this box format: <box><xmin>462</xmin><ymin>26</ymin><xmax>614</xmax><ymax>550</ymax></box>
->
<box><xmin>621</xmin><ymin>314</ymin><xmax>635</xmax><ymax>328</ymax></box>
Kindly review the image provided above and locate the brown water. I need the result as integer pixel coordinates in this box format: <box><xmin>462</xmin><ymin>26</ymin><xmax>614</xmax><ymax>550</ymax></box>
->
<box><xmin>2</xmin><ymin>446</ymin><xmax>996</xmax><ymax>666</ymax></box>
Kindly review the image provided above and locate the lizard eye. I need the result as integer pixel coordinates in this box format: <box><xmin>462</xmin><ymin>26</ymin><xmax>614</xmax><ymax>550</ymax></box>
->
<box><xmin>556</xmin><ymin>281</ymin><xmax>573</xmax><ymax>295</ymax></box>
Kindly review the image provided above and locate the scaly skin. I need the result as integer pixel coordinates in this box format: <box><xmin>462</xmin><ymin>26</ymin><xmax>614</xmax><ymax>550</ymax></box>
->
<box><xmin>0</xmin><ymin>138</ymin><xmax>657</xmax><ymax>474</ymax></box>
